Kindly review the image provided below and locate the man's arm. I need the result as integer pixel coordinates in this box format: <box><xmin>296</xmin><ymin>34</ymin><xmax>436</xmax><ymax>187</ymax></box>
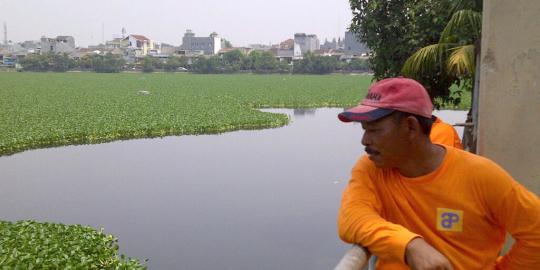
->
<box><xmin>338</xmin><ymin>157</ymin><xmax>420</xmax><ymax>264</ymax></box>
<box><xmin>484</xmin><ymin>168</ymin><xmax>540</xmax><ymax>269</ymax></box>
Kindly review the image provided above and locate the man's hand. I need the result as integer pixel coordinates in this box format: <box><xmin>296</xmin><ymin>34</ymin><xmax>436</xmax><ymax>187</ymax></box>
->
<box><xmin>405</xmin><ymin>238</ymin><xmax>454</xmax><ymax>270</ymax></box>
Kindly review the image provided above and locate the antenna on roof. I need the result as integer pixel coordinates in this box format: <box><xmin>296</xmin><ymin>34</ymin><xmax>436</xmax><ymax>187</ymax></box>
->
<box><xmin>3</xmin><ymin>22</ymin><xmax>7</xmax><ymax>45</ymax></box>
<box><xmin>102</xmin><ymin>23</ymin><xmax>105</xmax><ymax>44</ymax></box>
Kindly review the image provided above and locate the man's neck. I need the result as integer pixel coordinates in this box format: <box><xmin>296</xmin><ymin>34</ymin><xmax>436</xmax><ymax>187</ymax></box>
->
<box><xmin>397</xmin><ymin>143</ymin><xmax>446</xmax><ymax>178</ymax></box>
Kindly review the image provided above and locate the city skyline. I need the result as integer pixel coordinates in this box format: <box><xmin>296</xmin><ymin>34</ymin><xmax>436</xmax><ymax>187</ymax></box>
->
<box><xmin>0</xmin><ymin>0</ymin><xmax>353</xmax><ymax>47</ymax></box>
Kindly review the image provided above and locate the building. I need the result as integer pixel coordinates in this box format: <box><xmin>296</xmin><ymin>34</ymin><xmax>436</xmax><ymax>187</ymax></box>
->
<box><xmin>105</xmin><ymin>38</ymin><xmax>123</xmax><ymax>49</ymax></box>
<box><xmin>279</xmin><ymin>39</ymin><xmax>294</xmax><ymax>50</ymax></box>
<box><xmin>159</xmin><ymin>43</ymin><xmax>178</xmax><ymax>56</ymax></box>
<box><xmin>180</xmin><ymin>30</ymin><xmax>221</xmax><ymax>55</ymax></box>
<box><xmin>344</xmin><ymin>31</ymin><xmax>368</xmax><ymax>56</ymax></box>
<box><xmin>321</xmin><ymin>38</ymin><xmax>339</xmax><ymax>50</ymax></box>
<box><xmin>40</xmin><ymin>36</ymin><xmax>76</xmax><ymax>54</ymax></box>
<box><xmin>121</xmin><ymin>34</ymin><xmax>154</xmax><ymax>56</ymax></box>
<box><xmin>249</xmin><ymin>44</ymin><xmax>272</xmax><ymax>51</ymax></box>
<box><xmin>293</xmin><ymin>33</ymin><xmax>320</xmax><ymax>58</ymax></box>
<box><xmin>218</xmin><ymin>47</ymin><xmax>253</xmax><ymax>56</ymax></box>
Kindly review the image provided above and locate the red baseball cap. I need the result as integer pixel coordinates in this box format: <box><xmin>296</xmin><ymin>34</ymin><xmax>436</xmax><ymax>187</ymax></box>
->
<box><xmin>338</xmin><ymin>77</ymin><xmax>433</xmax><ymax>122</ymax></box>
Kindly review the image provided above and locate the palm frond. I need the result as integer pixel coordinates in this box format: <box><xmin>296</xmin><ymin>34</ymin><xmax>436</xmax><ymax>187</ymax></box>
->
<box><xmin>440</xmin><ymin>10</ymin><xmax>482</xmax><ymax>43</ymax></box>
<box><xmin>402</xmin><ymin>44</ymin><xmax>452</xmax><ymax>77</ymax></box>
<box><xmin>447</xmin><ymin>45</ymin><xmax>475</xmax><ymax>77</ymax></box>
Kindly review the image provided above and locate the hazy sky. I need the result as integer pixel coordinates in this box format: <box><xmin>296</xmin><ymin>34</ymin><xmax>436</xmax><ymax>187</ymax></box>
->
<box><xmin>0</xmin><ymin>0</ymin><xmax>353</xmax><ymax>47</ymax></box>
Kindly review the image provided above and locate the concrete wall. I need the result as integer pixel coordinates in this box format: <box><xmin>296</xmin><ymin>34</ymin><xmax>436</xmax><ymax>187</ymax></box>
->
<box><xmin>477</xmin><ymin>0</ymin><xmax>540</xmax><ymax>195</ymax></box>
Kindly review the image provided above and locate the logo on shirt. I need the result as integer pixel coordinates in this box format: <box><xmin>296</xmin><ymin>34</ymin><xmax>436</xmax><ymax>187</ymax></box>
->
<box><xmin>436</xmin><ymin>208</ymin><xmax>463</xmax><ymax>232</ymax></box>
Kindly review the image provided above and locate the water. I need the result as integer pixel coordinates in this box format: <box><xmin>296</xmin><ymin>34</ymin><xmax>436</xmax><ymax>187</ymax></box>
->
<box><xmin>0</xmin><ymin>109</ymin><xmax>466</xmax><ymax>269</ymax></box>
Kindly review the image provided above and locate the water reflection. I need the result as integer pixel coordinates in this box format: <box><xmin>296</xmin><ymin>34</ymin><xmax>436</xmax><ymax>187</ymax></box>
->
<box><xmin>292</xmin><ymin>108</ymin><xmax>316</xmax><ymax>117</ymax></box>
<box><xmin>0</xmin><ymin>109</ymin><xmax>466</xmax><ymax>269</ymax></box>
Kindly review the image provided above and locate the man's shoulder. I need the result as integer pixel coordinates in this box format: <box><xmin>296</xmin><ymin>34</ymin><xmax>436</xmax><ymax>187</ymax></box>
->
<box><xmin>447</xmin><ymin>147</ymin><xmax>514</xmax><ymax>184</ymax></box>
<box><xmin>450</xmin><ymin>147</ymin><xmax>500</xmax><ymax>169</ymax></box>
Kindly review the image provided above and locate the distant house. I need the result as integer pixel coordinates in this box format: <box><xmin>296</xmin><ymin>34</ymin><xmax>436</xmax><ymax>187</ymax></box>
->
<box><xmin>217</xmin><ymin>47</ymin><xmax>253</xmax><ymax>56</ymax></box>
<box><xmin>274</xmin><ymin>49</ymin><xmax>294</xmax><ymax>63</ymax></box>
<box><xmin>105</xmin><ymin>38</ymin><xmax>123</xmax><ymax>49</ymax></box>
<box><xmin>279</xmin><ymin>39</ymin><xmax>294</xmax><ymax>50</ymax></box>
<box><xmin>122</xmin><ymin>34</ymin><xmax>154</xmax><ymax>56</ymax></box>
<box><xmin>40</xmin><ymin>36</ymin><xmax>76</xmax><ymax>54</ymax></box>
<box><xmin>159</xmin><ymin>43</ymin><xmax>178</xmax><ymax>56</ymax></box>
<box><xmin>180</xmin><ymin>30</ymin><xmax>221</xmax><ymax>55</ymax></box>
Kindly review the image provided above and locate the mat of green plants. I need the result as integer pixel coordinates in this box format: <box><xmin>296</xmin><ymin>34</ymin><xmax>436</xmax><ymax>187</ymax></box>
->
<box><xmin>0</xmin><ymin>220</ymin><xmax>146</xmax><ymax>269</ymax></box>
<box><xmin>0</xmin><ymin>72</ymin><xmax>364</xmax><ymax>156</ymax></box>
<box><xmin>0</xmin><ymin>72</ymin><xmax>470</xmax><ymax>156</ymax></box>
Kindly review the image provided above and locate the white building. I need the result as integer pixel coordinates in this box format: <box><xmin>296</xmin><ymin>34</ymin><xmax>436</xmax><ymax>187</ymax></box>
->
<box><xmin>293</xmin><ymin>33</ymin><xmax>320</xmax><ymax>58</ymax></box>
<box><xmin>121</xmin><ymin>34</ymin><xmax>154</xmax><ymax>56</ymax></box>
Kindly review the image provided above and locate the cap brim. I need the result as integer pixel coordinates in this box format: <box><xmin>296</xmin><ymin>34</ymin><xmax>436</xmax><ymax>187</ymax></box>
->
<box><xmin>338</xmin><ymin>105</ymin><xmax>394</xmax><ymax>122</ymax></box>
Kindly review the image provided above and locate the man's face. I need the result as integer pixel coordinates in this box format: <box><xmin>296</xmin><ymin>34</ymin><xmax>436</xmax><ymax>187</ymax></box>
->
<box><xmin>361</xmin><ymin>114</ymin><xmax>409</xmax><ymax>168</ymax></box>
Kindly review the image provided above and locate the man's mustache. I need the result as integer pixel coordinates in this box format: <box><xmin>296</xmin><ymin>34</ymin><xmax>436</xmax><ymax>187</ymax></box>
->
<box><xmin>365</xmin><ymin>147</ymin><xmax>380</xmax><ymax>155</ymax></box>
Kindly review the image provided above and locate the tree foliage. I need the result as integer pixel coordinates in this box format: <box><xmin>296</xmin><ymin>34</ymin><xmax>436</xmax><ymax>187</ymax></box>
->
<box><xmin>19</xmin><ymin>53</ymin><xmax>75</xmax><ymax>72</ymax></box>
<box><xmin>192</xmin><ymin>56</ymin><xmax>222</xmax><ymax>74</ymax></box>
<box><xmin>164</xmin><ymin>56</ymin><xmax>188</xmax><ymax>71</ymax></box>
<box><xmin>222</xmin><ymin>39</ymin><xmax>233</xmax><ymax>49</ymax></box>
<box><xmin>340</xmin><ymin>58</ymin><xmax>371</xmax><ymax>72</ymax></box>
<box><xmin>293</xmin><ymin>52</ymin><xmax>338</xmax><ymax>74</ymax></box>
<box><xmin>349</xmin><ymin>0</ymin><xmax>482</xmax><ymax>106</ymax></box>
<box><xmin>349</xmin><ymin>0</ymin><xmax>453</xmax><ymax>78</ymax></box>
<box><xmin>91</xmin><ymin>53</ymin><xmax>126</xmax><ymax>73</ymax></box>
<box><xmin>401</xmin><ymin>0</ymin><xmax>482</xmax><ymax>107</ymax></box>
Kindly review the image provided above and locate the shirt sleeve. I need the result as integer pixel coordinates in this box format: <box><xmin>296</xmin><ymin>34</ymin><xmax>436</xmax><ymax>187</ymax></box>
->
<box><xmin>338</xmin><ymin>156</ymin><xmax>420</xmax><ymax>263</ymax></box>
<box><xmin>478</xmin><ymin>162</ymin><xmax>540</xmax><ymax>269</ymax></box>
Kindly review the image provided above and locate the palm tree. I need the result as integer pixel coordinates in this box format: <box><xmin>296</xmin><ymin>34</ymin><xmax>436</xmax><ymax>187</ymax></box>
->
<box><xmin>402</xmin><ymin>0</ymin><xmax>482</xmax><ymax>152</ymax></box>
<box><xmin>401</xmin><ymin>0</ymin><xmax>482</xmax><ymax>107</ymax></box>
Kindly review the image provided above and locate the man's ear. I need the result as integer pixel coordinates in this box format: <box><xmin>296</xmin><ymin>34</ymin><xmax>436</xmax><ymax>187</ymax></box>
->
<box><xmin>405</xmin><ymin>116</ymin><xmax>422</xmax><ymax>139</ymax></box>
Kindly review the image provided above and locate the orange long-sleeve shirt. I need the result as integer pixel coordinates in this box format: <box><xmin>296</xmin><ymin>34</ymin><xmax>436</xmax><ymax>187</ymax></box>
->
<box><xmin>431</xmin><ymin>117</ymin><xmax>463</xmax><ymax>149</ymax></box>
<box><xmin>338</xmin><ymin>146</ymin><xmax>540</xmax><ymax>269</ymax></box>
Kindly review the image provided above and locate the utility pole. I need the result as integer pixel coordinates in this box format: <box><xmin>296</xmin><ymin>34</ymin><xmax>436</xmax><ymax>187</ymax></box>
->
<box><xmin>102</xmin><ymin>23</ymin><xmax>105</xmax><ymax>44</ymax></box>
<box><xmin>3</xmin><ymin>22</ymin><xmax>7</xmax><ymax>45</ymax></box>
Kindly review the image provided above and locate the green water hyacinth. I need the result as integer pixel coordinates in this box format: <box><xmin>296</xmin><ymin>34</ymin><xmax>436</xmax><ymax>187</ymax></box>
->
<box><xmin>0</xmin><ymin>220</ymin><xmax>146</xmax><ymax>269</ymax></box>
<box><xmin>0</xmin><ymin>72</ymin><xmax>470</xmax><ymax>156</ymax></box>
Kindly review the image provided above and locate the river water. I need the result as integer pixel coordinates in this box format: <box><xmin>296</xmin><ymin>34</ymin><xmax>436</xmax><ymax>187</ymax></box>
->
<box><xmin>0</xmin><ymin>108</ymin><xmax>466</xmax><ymax>269</ymax></box>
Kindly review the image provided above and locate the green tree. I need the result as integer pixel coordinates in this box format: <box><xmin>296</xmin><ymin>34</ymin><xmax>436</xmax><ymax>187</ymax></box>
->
<box><xmin>222</xmin><ymin>49</ymin><xmax>244</xmax><ymax>72</ymax></box>
<box><xmin>223</xmin><ymin>49</ymin><xmax>243</xmax><ymax>64</ymax></box>
<box><xmin>51</xmin><ymin>53</ymin><xmax>73</xmax><ymax>72</ymax></box>
<box><xmin>249</xmin><ymin>51</ymin><xmax>277</xmax><ymax>73</ymax></box>
<box><xmin>78</xmin><ymin>55</ymin><xmax>94</xmax><ymax>70</ymax></box>
<box><xmin>93</xmin><ymin>53</ymin><xmax>125</xmax><ymax>73</ymax></box>
<box><xmin>192</xmin><ymin>56</ymin><xmax>222</xmax><ymax>74</ymax></box>
<box><xmin>164</xmin><ymin>56</ymin><xmax>188</xmax><ymax>71</ymax></box>
<box><xmin>222</xmin><ymin>39</ymin><xmax>233</xmax><ymax>48</ymax></box>
<box><xmin>341</xmin><ymin>58</ymin><xmax>371</xmax><ymax>72</ymax></box>
<box><xmin>293</xmin><ymin>52</ymin><xmax>337</xmax><ymax>74</ymax></box>
<box><xmin>349</xmin><ymin>0</ymin><xmax>454</xmax><ymax>79</ymax></box>
<box><xmin>401</xmin><ymin>0</ymin><xmax>482</xmax><ymax>106</ymax></box>
<box><xmin>142</xmin><ymin>56</ymin><xmax>157</xmax><ymax>73</ymax></box>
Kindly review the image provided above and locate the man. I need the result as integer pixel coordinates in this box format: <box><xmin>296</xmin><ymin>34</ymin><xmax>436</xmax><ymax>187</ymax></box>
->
<box><xmin>431</xmin><ymin>116</ymin><xmax>463</xmax><ymax>149</ymax></box>
<box><xmin>337</xmin><ymin>78</ymin><xmax>540</xmax><ymax>269</ymax></box>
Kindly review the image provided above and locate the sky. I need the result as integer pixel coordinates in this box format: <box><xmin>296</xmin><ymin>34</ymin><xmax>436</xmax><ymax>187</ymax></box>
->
<box><xmin>0</xmin><ymin>0</ymin><xmax>353</xmax><ymax>47</ymax></box>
